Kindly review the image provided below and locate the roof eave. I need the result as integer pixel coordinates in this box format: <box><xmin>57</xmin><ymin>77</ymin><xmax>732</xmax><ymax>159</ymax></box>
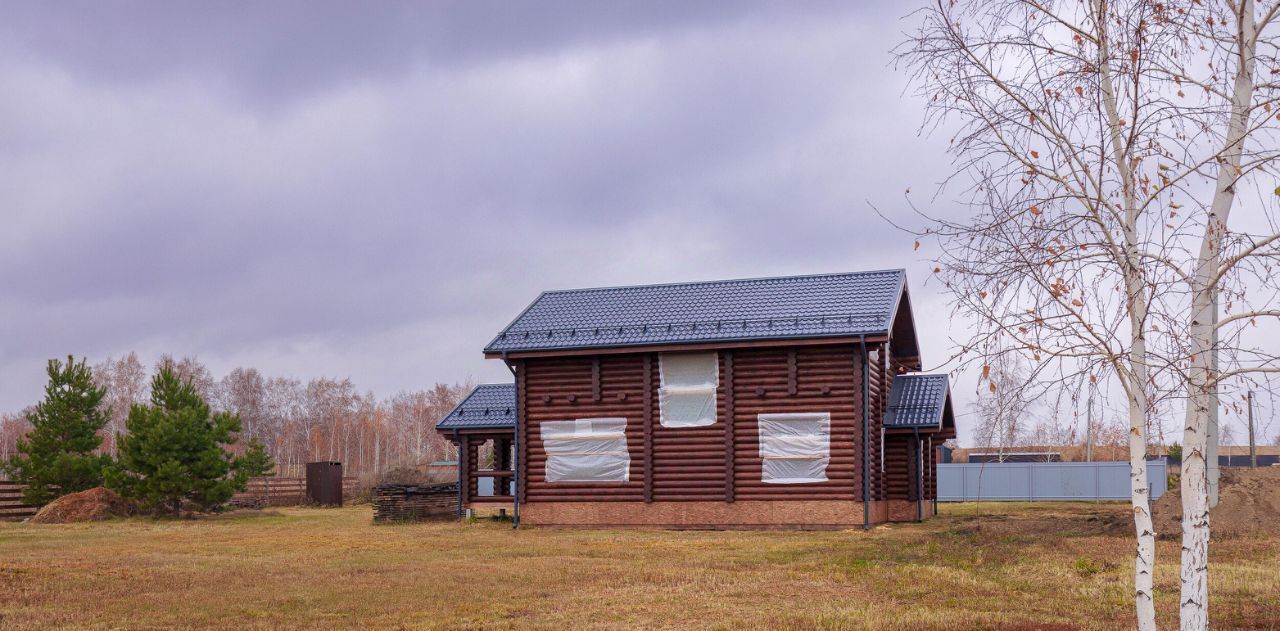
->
<box><xmin>485</xmin><ymin>331</ymin><xmax>891</xmax><ymax>358</ymax></box>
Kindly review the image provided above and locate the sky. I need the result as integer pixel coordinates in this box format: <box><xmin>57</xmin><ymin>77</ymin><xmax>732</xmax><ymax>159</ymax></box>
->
<box><xmin>1</xmin><ymin>2</ymin><xmax>990</xmax><ymax>438</ymax></box>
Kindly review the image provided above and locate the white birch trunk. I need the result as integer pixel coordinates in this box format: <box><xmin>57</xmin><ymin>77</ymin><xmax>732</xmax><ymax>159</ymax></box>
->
<box><xmin>1096</xmin><ymin>9</ymin><xmax>1157</xmax><ymax>624</ymax></box>
<box><xmin>1126</xmin><ymin>299</ymin><xmax>1157</xmax><ymax>629</ymax></box>
<box><xmin>1181</xmin><ymin>3</ymin><xmax>1258</xmax><ymax>627</ymax></box>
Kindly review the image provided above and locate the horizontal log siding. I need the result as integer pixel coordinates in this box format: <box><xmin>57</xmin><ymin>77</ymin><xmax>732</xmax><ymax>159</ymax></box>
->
<box><xmin>730</xmin><ymin>346</ymin><xmax>860</xmax><ymax>501</ymax></box>
<box><xmin>520</xmin><ymin>344</ymin><xmax>865</xmax><ymax>504</ymax></box>
<box><xmin>651</xmin><ymin>353</ymin><xmax>727</xmax><ymax>501</ymax></box>
<box><xmin>522</xmin><ymin>355</ymin><xmax>647</xmax><ymax>502</ymax></box>
<box><xmin>884</xmin><ymin>435</ymin><xmax>913</xmax><ymax>500</ymax></box>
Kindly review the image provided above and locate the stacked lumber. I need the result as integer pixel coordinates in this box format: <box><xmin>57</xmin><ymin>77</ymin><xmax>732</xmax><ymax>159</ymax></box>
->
<box><xmin>373</xmin><ymin>483</ymin><xmax>458</xmax><ymax>522</ymax></box>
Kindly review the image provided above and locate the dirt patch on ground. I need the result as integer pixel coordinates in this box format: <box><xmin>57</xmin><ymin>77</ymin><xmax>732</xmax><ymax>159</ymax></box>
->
<box><xmin>1153</xmin><ymin>466</ymin><xmax>1280</xmax><ymax>538</ymax></box>
<box><xmin>940</xmin><ymin>504</ymin><xmax>1132</xmax><ymax>538</ymax></box>
<box><xmin>30</xmin><ymin>487</ymin><xmax>135</xmax><ymax>524</ymax></box>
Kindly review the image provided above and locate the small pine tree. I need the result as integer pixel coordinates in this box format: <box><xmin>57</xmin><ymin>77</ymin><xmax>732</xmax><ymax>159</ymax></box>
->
<box><xmin>2</xmin><ymin>356</ymin><xmax>111</xmax><ymax>506</ymax></box>
<box><xmin>106</xmin><ymin>366</ymin><xmax>273</xmax><ymax>516</ymax></box>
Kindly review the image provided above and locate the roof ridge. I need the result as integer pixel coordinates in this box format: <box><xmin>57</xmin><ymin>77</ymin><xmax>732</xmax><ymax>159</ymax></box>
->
<box><xmin>537</xmin><ymin>268</ymin><xmax>906</xmax><ymax>296</ymax></box>
<box><xmin>500</xmin><ymin>311</ymin><xmax>885</xmax><ymax>335</ymax></box>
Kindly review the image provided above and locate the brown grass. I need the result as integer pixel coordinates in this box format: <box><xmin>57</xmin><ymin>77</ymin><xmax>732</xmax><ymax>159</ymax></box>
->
<box><xmin>0</xmin><ymin>502</ymin><xmax>1277</xmax><ymax>630</ymax></box>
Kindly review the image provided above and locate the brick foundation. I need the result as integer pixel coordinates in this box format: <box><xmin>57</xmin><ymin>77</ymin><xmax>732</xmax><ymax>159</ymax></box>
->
<box><xmin>885</xmin><ymin>498</ymin><xmax>936</xmax><ymax>522</ymax></box>
<box><xmin>517</xmin><ymin>500</ymin><xmax>915</xmax><ymax>529</ymax></box>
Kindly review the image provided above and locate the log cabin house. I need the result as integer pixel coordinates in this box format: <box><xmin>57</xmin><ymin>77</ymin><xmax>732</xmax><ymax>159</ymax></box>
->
<box><xmin>437</xmin><ymin>270</ymin><xmax>955</xmax><ymax>528</ymax></box>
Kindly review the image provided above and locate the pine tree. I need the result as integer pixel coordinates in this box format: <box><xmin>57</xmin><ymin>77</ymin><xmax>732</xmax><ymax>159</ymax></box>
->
<box><xmin>106</xmin><ymin>365</ymin><xmax>273</xmax><ymax>516</ymax></box>
<box><xmin>2</xmin><ymin>356</ymin><xmax>111</xmax><ymax>506</ymax></box>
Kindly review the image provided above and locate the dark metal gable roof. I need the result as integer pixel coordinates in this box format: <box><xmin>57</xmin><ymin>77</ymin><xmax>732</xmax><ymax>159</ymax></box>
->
<box><xmin>885</xmin><ymin>374</ymin><xmax>951</xmax><ymax>428</ymax></box>
<box><xmin>435</xmin><ymin>383</ymin><xmax>516</xmax><ymax>430</ymax></box>
<box><xmin>485</xmin><ymin>269</ymin><xmax>907</xmax><ymax>354</ymax></box>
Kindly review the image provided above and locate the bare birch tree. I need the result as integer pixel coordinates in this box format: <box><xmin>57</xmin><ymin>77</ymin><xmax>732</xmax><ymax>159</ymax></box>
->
<box><xmin>218</xmin><ymin>367</ymin><xmax>269</xmax><ymax>451</ymax></box>
<box><xmin>972</xmin><ymin>351</ymin><xmax>1038</xmax><ymax>456</ymax></box>
<box><xmin>899</xmin><ymin>1</ymin><xmax>1280</xmax><ymax>628</ymax></box>
<box><xmin>0</xmin><ymin>412</ymin><xmax>33</xmax><ymax>468</ymax></box>
<box><xmin>93</xmin><ymin>352</ymin><xmax>147</xmax><ymax>454</ymax></box>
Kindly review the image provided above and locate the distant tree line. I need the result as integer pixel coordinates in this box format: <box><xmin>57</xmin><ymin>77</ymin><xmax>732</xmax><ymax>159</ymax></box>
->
<box><xmin>0</xmin><ymin>353</ymin><xmax>471</xmax><ymax>485</ymax></box>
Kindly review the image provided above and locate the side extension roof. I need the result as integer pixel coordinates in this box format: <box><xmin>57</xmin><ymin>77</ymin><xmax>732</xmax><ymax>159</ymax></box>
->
<box><xmin>884</xmin><ymin>373</ymin><xmax>954</xmax><ymax>430</ymax></box>
<box><xmin>435</xmin><ymin>383</ymin><xmax>517</xmax><ymax>431</ymax></box>
<box><xmin>485</xmin><ymin>269</ymin><xmax>907</xmax><ymax>354</ymax></box>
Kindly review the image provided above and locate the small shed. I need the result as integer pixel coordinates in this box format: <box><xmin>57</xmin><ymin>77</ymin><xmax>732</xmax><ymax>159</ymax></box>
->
<box><xmin>306</xmin><ymin>461</ymin><xmax>344</xmax><ymax>506</ymax></box>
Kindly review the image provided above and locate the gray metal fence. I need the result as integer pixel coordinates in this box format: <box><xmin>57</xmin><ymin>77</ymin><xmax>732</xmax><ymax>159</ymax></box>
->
<box><xmin>938</xmin><ymin>459</ymin><xmax>1167</xmax><ymax>501</ymax></box>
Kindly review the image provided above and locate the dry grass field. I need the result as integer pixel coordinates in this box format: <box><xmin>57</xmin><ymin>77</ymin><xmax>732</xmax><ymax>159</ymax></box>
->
<box><xmin>1</xmin><ymin>502</ymin><xmax>1277</xmax><ymax>630</ymax></box>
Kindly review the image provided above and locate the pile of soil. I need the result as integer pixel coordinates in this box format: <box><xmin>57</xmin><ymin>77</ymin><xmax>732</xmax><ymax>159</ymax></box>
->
<box><xmin>31</xmin><ymin>487</ymin><xmax>135</xmax><ymax>524</ymax></box>
<box><xmin>1152</xmin><ymin>466</ymin><xmax>1280</xmax><ymax>538</ymax></box>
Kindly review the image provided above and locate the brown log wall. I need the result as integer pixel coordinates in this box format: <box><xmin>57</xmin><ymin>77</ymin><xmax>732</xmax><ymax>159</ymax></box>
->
<box><xmin>519</xmin><ymin>344</ymin><xmax>867</xmax><ymax>504</ymax></box>
<box><xmin>880</xmin><ymin>349</ymin><xmax>926</xmax><ymax>500</ymax></box>
<box><xmin>884</xmin><ymin>436</ymin><xmax>913</xmax><ymax>500</ymax></box>
<box><xmin>523</xmin><ymin>355</ymin><xmax>648</xmax><ymax>502</ymax></box>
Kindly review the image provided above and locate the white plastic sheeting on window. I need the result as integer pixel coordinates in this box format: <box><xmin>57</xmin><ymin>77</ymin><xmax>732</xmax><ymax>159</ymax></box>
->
<box><xmin>540</xmin><ymin>417</ymin><xmax>630</xmax><ymax>483</ymax></box>
<box><xmin>659</xmin><ymin>352</ymin><xmax>718</xmax><ymax>427</ymax></box>
<box><xmin>757</xmin><ymin>412</ymin><xmax>831</xmax><ymax>484</ymax></box>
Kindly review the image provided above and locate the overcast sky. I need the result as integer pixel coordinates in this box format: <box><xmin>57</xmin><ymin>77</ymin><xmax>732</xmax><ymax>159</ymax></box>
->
<box><xmin>0</xmin><ymin>2</ymin><xmax>989</xmax><ymax>434</ymax></box>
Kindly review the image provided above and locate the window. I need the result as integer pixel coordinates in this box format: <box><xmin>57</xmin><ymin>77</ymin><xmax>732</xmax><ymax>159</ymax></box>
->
<box><xmin>659</xmin><ymin>352</ymin><xmax>718</xmax><ymax>427</ymax></box>
<box><xmin>757</xmin><ymin>412</ymin><xmax>831</xmax><ymax>484</ymax></box>
<box><xmin>540</xmin><ymin>418</ymin><xmax>630</xmax><ymax>483</ymax></box>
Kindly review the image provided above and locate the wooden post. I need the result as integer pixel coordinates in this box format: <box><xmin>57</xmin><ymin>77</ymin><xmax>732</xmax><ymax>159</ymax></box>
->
<box><xmin>724</xmin><ymin>351</ymin><xmax>735</xmax><ymax>503</ymax></box>
<box><xmin>643</xmin><ymin>354</ymin><xmax>654</xmax><ymax>503</ymax></box>
<box><xmin>459</xmin><ymin>435</ymin><xmax>471</xmax><ymax>511</ymax></box>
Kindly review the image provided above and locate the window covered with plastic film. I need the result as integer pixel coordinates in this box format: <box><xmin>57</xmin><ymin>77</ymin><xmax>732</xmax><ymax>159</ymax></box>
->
<box><xmin>540</xmin><ymin>418</ymin><xmax>630</xmax><ymax>483</ymax></box>
<box><xmin>658</xmin><ymin>352</ymin><xmax>718</xmax><ymax>427</ymax></box>
<box><xmin>757</xmin><ymin>412</ymin><xmax>831</xmax><ymax>483</ymax></box>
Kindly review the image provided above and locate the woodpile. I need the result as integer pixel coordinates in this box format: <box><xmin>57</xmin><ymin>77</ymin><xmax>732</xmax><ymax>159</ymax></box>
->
<box><xmin>373</xmin><ymin>483</ymin><xmax>458</xmax><ymax>522</ymax></box>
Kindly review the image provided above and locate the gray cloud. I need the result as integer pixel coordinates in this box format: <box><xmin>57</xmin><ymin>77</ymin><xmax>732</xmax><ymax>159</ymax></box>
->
<box><xmin>0</xmin><ymin>2</ymin><xmax>969</xmax><ymax>434</ymax></box>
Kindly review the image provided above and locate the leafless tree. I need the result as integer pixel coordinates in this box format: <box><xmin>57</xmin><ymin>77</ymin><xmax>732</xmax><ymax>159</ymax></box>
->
<box><xmin>0</xmin><ymin>411</ymin><xmax>33</xmax><ymax>470</ymax></box>
<box><xmin>93</xmin><ymin>352</ymin><xmax>147</xmax><ymax>454</ymax></box>
<box><xmin>899</xmin><ymin>1</ymin><xmax>1280</xmax><ymax>627</ymax></box>
<box><xmin>217</xmin><ymin>367</ymin><xmax>269</xmax><ymax>451</ymax></box>
<box><xmin>972</xmin><ymin>351</ymin><xmax>1038</xmax><ymax>456</ymax></box>
<box><xmin>155</xmin><ymin>354</ymin><xmax>217</xmax><ymax>402</ymax></box>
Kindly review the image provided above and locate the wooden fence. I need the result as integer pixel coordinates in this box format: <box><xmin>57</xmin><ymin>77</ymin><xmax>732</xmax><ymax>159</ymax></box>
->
<box><xmin>0</xmin><ymin>481</ymin><xmax>40</xmax><ymax>520</ymax></box>
<box><xmin>229</xmin><ymin>476</ymin><xmax>361</xmax><ymax>507</ymax></box>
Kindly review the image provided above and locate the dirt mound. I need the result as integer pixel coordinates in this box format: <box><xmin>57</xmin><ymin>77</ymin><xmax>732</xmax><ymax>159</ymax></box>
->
<box><xmin>31</xmin><ymin>487</ymin><xmax>135</xmax><ymax>524</ymax></box>
<box><xmin>1153</xmin><ymin>466</ymin><xmax>1280</xmax><ymax>538</ymax></box>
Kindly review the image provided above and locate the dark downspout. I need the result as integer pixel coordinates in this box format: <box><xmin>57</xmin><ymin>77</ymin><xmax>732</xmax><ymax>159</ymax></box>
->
<box><xmin>914</xmin><ymin>428</ymin><xmax>923</xmax><ymax>522</ymax></box>
<box><xmin>452</xmin><ymin>429</ymin><xmax>462</xmax><ymax>518</ymax></box>
<box><xmin>931</xmin><ymin>438</ymin><xmax>938</xmax><ymax>517</ymax></box>
<box><xmin>859</xmin><ymin>336</ymin><xmax>870</xmax><ymax>530</ymax></box>
<box><xmin>502</xmin><ymin>352</ymin><xmax>519</xmax><ymax>529</ymax></box>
